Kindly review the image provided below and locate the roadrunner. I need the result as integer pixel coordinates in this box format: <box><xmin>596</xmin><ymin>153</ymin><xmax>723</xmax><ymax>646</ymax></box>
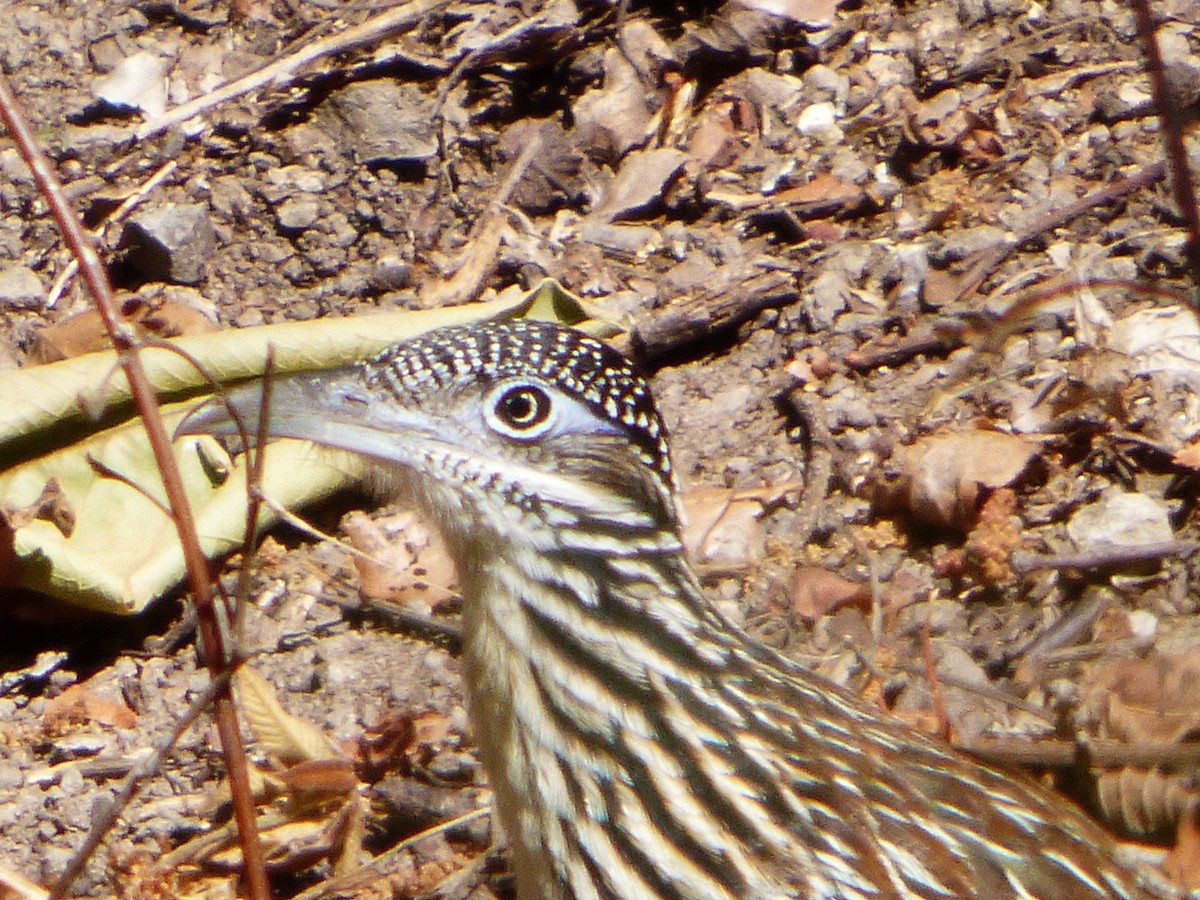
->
<box><xmin>181</xmin><ymin>319</ymin><xmax>1159</xmax><ymax>899</ymax></box>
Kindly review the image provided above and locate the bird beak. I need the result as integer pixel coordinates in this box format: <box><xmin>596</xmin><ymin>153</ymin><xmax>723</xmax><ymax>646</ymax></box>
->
<box><xmin>175</xmin><ymin>370</ymin><xmax>437</xmax><ymax>464</ymax></box>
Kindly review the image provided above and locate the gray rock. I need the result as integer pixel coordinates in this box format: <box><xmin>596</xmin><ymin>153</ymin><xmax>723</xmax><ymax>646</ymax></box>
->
<box><xmin>0</xmin><ymin>266</ymin><xmax>44</xmax><ymax>309</ymax></box>
<box><xmin>323</xmin><ymin>80</ymin><xmax>438</xmax><ymax>166</ymax></box>
<box><xmin>276</xmin><ymin>197</ymin><xmax>320</xmax><ymax>232</ymax></box>
<box><xmin>121</xmin><ymin>203</ymin><xmax>216</xmax><ymax>284</ymax></box>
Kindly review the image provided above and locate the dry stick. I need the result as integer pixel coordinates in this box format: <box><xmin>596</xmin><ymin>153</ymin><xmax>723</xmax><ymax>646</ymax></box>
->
<box><xmin>848</xmin><ymin>274</ymin><xmax>1189</xmax><ymax>375</ymax></box>
<box><xmin>1011</xmin><ymin>540</ymin><xmax>1200</xmax><ymax>574</ymax></box>
<box><xmin>958</xmin><ymin>736</ymin><xmax>1200</xmax><ymax>771</ymax></box>
<box><xmin>85</xmin><ymin>453</ymin><xmax>173</xmax><ymax>517</ymax></box>
<box><xmin>134</xmin><ymin>0</ymin><xmax>451</xmax><ymax>141</ymax></box>
<box><xmin>420</xmin><ymin>131</ymin><xmax>543</xmax><ymax>307</ymax></box>
<box><xmin>230</xmin><ymin>346</ymin><xmax>276</xmax><ymax>646</ymax></box>
<box><xmin>1132</xmin><ymin>0</ymin><xmax>1200</xmax><ymax>292</ymax></box>
<box><xmin>291</xmin><ymin>806</ymin><xmax>492</xmax><ymax>900</ymax></box>
<box><xmin>950</xmin><ymin>160</ymin><xmax>1167</xmax><ymax>306</ymax></box>
<box><xmin>919</xmin><ymin>621</ymin><xmax>952</xmax><ymax>744</ymax></box>
<box><xmin>0</xmin><ymin>76</ymin><xmax>270</xmax><ymax>900</ymax></box>
<box><xmin>887</xmin><ymin>660</ymin><xmax>1055</xmax><ymax>721</ymax></box>
<box><xmin>970</xmin><ymin>276</ymin><xmax>1190</xmax><ymax>357</ymax></box>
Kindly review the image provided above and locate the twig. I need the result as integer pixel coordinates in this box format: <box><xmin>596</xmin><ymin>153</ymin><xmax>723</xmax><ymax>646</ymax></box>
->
<box><xmin>1006</xmin><ymin>588</ymin><xmax>1116</xmax><ymax>674</ymax></box>
<box><xmin>958</xmin><ymin>735</ymin><xmax>1200</xmax><ymax>771</ymax></box>
<box><xmin>134</xmin><ymin>0</ymin><xmax>451</xmax><ymax>141</ymax></box>
<box><xmin>781</xmin><ymin>390</ymin><xmax>833</xmax><ymax>546</ymax></box>
<box><xmin>0</xmin><ymin>73</ymin><xmax>271</xmax><ymax>900</ymax></box>
<box><xmin>351</xmin><ymin>594</ymin><xmax>464</xmax><ymax>651</ymax></box>
<box><xmin>631</xmin><ymin>268</ymin><xmax>799</xmax><ymax>360</ymax></box>
<box><xmin>85</xmin><ymin>453</ymin><xmax>173</xmax><ymax>517</ymax></box>
<box><xmin>291</xmin><ymin>806</ymin><xmax>491</xmax><ymax>900</ymax></box>
<box><xmin>45</xmin><ymin>160</ymin><xmax>178</xmax><ymax>308</ymax></box>
<box><xmin>843</xmin><ymin>319</ymin><xmax>969</xmax><ymax>372</ymax></box>
<box><xmin>950</xmin><ymin>161</ymin><xmax>1167</xmax><ymax>305</ymax></box>
<box><xmin>1131</xmin><ymin>0</ymin><xmax>1200</xmax><ymax>291</ymax></box>
<box><xmin>1011</xmin><ymin>541</ymin><xmax>1200</xmax><ymax>574</ymax></box>
<box><xmin>419</xmin><ymin>131</ymin><xmax>543</xmax><ymax>307</ymax></box>
<box><xmin>920</xmin><ymin>621</ymin><xmax>952</xmax><ymax>743</ymax></box>
<box><xmin>888</xmin><ymin>660</ymin><xmax>1055</xmax><ymax>721</ymax></box>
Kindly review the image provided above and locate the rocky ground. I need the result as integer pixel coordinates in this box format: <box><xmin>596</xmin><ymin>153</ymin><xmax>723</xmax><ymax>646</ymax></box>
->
<box><xmin>1</xmin><ymin>0</ymin><xmax>1199</xmax><ymax>897</ymax></box>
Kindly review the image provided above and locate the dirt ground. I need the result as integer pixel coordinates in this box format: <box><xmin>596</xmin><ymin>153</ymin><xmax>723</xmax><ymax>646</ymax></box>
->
<box><xmin>1</xmin><ymin>0</ymin><xmax>1199</xmax><ymax>897</ymax></box>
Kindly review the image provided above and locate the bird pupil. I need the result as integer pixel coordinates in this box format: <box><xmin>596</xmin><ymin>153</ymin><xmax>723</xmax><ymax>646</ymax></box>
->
<box><xmin>502</xmin><ymin>387</ymin><xmax>545</xmax><ymax>427</ymax></box>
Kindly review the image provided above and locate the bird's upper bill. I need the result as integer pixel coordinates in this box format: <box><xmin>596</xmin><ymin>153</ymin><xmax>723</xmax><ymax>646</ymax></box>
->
<box><xmin>175</xmin><ymin>367</ymin><xmax>442</xmax><ymax>465</ymax></box>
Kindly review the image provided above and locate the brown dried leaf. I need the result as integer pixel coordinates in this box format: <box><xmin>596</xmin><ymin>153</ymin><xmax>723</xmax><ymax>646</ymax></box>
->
<box><xmin>681</xmin><ymin>487</ymin><xmax>765</xmax><ymax>573</ymax></box>
<box><xmin>331</xmin><ymin>793</ymin><xmax>370</xmax><ymax>879</ymax></box>
<box><xmin>42</xmin><ymin>682</ymin><xmax>137</xmax><ymax>732</ymax></box>
<box><xmin>1166</xmin><ymin>807</ymin><xmax>1200</xmax><ymax>891</ymax></box>
<box><xmin>882</xmin><ymin>430</ymin><xmax>1039</xmax><ymax>530</ymax></box>
<box><xmin>277</xmin><ymin>758</ymin><xmax>360</xmax><ymax>801</ymax></box>
<box><xmin>342</xmin><ymin>509</ymin><xmax>458</xmax><ymax>614</ymax></box>
<box><xmin>1082</xmin><ymin>651</ymin><xmax>1200</xmax><ymax>745</ymax></box>
<box><xmin>33</xmin><ymin>299</ymin><xmax>217</xmax><ymax>363</ymax></box>
<box><xmin>211</xmin><ymin>818</ymin><xmax>338</xmax><ymax>874</ymax></box>
<box><xmin>2</xmin><ymin>477</ymin><xmax>75</xmax><ymax>537</ymax></box>
<box><xmin>921</xmin><ymin>266</ymin><xmax>970</xmax><ymax>308</ymax></box>
<box><xmin>497</xmin><ymin>119</ymin><xmax>585</xmax><ymax>214</ymax></box>
<box><xmin>355</xmin><ymin>712</ymin><xmax>418</xmax><ymax>783</ymax></box>
<box><xmin>791</xmin><ymin>566</ymin><xmax>869</xmax><ymax>624</ymax></box>
<box><xmin>236</xmin><ymin>667</ymin><xmax>343</xmax><ymax>765</ymax></box>
<box><xmin>1173</xmin><ymin>439</ymin><xmax>1200</xmax><ymax>470</ymax></box>
<box><xmin>687</xmin><ymin>97</ymin><xmax>753</xmax><ymax>171</ymax></box>
<box><xmin>573</xmin><ymin>47</ymin><xmax>656</xmax><ymax>162</ymax></box>
<box><xmin>412</xmin><ymin>709</ymin><xmax>455</xmax><ymax>748</ymax></box>
<box><xmin>772</xmin><ymin>173</ymin><xmax>862</xmax><ymax>209</ymax></box>
<box><xmin>593</xmin><ymin>148</ymin><xmax>691</xmax><ymax>222</ymax></box>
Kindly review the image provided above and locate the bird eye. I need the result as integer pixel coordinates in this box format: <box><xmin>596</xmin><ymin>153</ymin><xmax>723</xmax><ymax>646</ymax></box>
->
<box><xmin>487</xmin><ymin>383</ymin><xmax>554</xmax><ymax>437</ymax></box>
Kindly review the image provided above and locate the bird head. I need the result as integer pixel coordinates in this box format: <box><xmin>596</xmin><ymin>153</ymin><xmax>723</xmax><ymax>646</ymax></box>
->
<box><xmin>178</xmin><ymin>319</ymin><xmax>681</xmax><ymax>557</ymax></box>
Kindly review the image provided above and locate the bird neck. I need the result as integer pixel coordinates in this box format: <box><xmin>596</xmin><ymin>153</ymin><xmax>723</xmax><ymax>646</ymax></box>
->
<box><xmin>450</xmin><ymin>494</ymin><xmax>737</xmax><ymax>896</ymax></box>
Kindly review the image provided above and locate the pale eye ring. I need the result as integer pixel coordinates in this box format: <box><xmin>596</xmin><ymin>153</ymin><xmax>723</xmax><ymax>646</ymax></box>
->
<box><xmin>485</xmin><ymin>382</ymin><xmax>555</xmax><ymax>438</ymax></box>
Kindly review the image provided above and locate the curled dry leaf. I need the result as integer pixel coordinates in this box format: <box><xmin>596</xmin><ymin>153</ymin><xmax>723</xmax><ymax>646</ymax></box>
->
<box><xmin>1174</xmin><ymin>439</ymin><xmax>1200</xmax><ymax>470</ymax></box>
<box><xmin>877</xmin><ymin>430</ymin><xmax>1039</xmax><ymax>530</ymax></box>
<box><xmin>572</xmin><ymin>46</ymin><xmax>658</xmax><ymax>162</ymax></box>
<box><xmin>1</xmin><ymin>477</ymin><xmax>75</xmax><ymax>537</ymax></box>
<box><xmin>1081</xmin><ymin>651</ymin><xmax>1200</xmax><ymax>746</ymax></box>
<box><xmin>33</xmin><ymin>299</ymin><xmax>219</xmax><ymax>363</ymax></box>
<box><xmin>277</xmin><ymin>758</ymin><xmax>361</xmax><ymax>802</ymax></box>
<box><xmin>593</xmin><ymin>148</ymin><xmax>691</xmax><ymax>223</ymax></box>
<box><xmin>341</xmin><ymin>508</ymin><xmax>459</xmax><ymax>614</ymax></box>
<box><xmin>355</xmin><ymin>712</ymin><xmax>418</xmax><ymax>784</ymax></box>
<box><xmin>687</xmin><ymin>96</ymin><xmax>754</xmax><ymax>172</ymax></box>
